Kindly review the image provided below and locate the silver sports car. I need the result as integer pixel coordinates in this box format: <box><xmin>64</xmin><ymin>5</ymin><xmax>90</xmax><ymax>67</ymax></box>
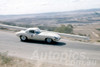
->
<box><xmin>16</xmin><ymin>28</ymin><xmax>61</xmax><ymax>43</ymax></box>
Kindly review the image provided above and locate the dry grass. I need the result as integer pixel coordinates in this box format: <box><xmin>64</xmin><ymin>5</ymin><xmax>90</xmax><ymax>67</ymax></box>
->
<box><xmin>0</xmin><ymin>52</ymin><xmax>68</xmax><ymax>67</ymax></box>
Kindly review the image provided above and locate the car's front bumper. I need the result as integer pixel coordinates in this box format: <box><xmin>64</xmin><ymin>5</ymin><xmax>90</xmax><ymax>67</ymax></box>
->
<box><xmin>53</xmin><ymin>37</ymin><xmax>61</xmax><ymax>42</ymax></box>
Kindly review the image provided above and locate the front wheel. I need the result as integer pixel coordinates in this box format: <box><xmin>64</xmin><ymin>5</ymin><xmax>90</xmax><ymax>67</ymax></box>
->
<box><xmin>45</xmin><ymin>38</ymin><xmax>53</xmax><ymax>43</ymax></box>
<box><xmin>20</xmin><ymin>35</ymin><xmax>27</xmax><ymax>41</ymax></box>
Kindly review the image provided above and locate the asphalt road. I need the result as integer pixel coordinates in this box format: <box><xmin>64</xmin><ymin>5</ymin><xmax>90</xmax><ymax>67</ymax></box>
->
<box><xmin>0</xmin><ymin>30</ymin><xmax>100</xmax><ymax>67</ymax></box>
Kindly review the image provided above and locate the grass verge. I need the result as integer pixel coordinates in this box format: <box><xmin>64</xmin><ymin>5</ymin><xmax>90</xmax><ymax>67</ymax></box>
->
<box><xmin>0</xmin><ymin>52</ymin><xmax>67</xmax><ymax>67</ymax></box>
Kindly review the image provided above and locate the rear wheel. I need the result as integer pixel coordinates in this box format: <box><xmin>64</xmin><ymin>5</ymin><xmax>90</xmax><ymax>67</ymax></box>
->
<box><xmin>20</xmin><ymin>35</ymin><xmax>27</xmax><ymax>41</ymax></box>
<box><xmin>45</xmin><ymin>38</ymin><xmax>53</xmax><ymax>43</ymax></box>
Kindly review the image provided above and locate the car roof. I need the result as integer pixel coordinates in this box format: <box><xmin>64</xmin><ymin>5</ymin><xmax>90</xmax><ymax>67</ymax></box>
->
<box><xmin>27</xmin><ymin>28</ymin><xmax>40</xmax><ymax>31</ymax></box>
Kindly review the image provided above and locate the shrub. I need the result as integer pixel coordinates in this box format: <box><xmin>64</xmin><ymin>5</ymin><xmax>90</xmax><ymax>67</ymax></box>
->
<box><xmin>54</xmin><ymin>24</ymin><xmax>73</xmax><ymax>33</ymax></box>
<box><xmin>0</xmin><ymin>52</ymin><xmax>13</xmax><ymax>64</ymax></box>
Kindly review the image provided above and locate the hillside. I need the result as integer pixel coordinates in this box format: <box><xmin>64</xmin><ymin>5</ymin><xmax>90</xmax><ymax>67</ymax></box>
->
<box><xmin>0</xmin><ymin>8</ymin><xmax>100</xmax><ymax>26</ymax></box>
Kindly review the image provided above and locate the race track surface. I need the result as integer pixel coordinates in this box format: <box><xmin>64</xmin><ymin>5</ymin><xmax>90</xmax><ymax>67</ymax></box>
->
<box><xmin>0</xmin><ymin>30</ymin><xmax>100</xmax><ymax>67</ymax></box>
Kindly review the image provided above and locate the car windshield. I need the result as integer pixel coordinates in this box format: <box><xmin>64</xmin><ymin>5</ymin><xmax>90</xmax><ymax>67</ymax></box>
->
<box><xmin>35</xmin><ymin>30</ymin><xmax>41</xmax><ymax>34</ymax></box>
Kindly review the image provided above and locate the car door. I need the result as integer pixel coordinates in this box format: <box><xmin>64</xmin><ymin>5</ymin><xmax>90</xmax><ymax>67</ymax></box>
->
<box><xmin>28</xmin><ymin>30</ymin><xmax>41</xmax><ymax>40</ymax></box>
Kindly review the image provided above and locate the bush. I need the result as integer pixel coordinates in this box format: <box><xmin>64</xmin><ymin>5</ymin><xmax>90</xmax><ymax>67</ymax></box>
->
<box><xmin>78</xmin><ymin>33</ymin><xmax>87</xmax><ymax>36</ymax></box>
<box><xmin>96</xmin><ymin>28</ymin><xmax>100</xmax><ymax>31</ymax></box>
<box><xmin>38</xmin><ymin>26</ymin><xmax>56</xmax><ymax>31</ymax></box>
<box><xmin>54</xmin><ymin>24</ymin><xmax>73</xmax><ymax>33</ymax></box>
<box><xmin>97</xmin><ymin>40</ymin><xmax>100</xmax><ymax>42</ymax></box>
<box><xmin>0</xmin><ymin>52</ymin><xmax>13</xmax><ymax>64</ymax></box>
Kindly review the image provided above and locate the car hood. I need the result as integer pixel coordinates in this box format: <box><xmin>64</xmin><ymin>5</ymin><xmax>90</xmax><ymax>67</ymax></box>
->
<box><xmin>39</xmin><ymin>31</ymin><xmax>60</xmax><ymax>37</ymax></box>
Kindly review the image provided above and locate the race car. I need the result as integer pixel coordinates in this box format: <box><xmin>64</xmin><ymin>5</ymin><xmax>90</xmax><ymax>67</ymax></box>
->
<box><xmin>16</xmin><ymin>28</ymin><xmax>61</xmax><ymax>43</ymax></box>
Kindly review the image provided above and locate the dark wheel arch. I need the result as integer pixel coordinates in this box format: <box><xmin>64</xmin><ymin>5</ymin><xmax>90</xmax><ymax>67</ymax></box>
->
<box><xmin>20</xmin><ymin>35</ymin><xmax>28</xmax><ymax>41</ymax></box>
<box><xmin>45</xmin><ymin>38</ymin><xmax>53</xmax><ymax>43</ymax></box>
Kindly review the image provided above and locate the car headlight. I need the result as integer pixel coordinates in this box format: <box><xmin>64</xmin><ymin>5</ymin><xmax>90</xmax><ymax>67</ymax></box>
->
<box><xmin>54</xmin><ymin>37</ymin><xmax>59</xmax><ymax>39</ymax></box>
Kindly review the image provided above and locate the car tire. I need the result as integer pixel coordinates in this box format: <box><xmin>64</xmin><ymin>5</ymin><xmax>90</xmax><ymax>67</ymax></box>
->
<box><xmin>45</xmin><ymin>38</ymin><xmax>53</xmax><ymax>43</ymax></box>
<box><xmin>20</xmin><ymin>35</ymin><xmax>27</xmax><ymax>41</ymax></box>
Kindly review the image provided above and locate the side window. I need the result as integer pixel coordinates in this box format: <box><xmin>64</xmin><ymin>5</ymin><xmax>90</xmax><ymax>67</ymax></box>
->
<box><xmin>29</xmin><ymin>30</ymin><xmax>35</xmax><ymax>33</ymax></box>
